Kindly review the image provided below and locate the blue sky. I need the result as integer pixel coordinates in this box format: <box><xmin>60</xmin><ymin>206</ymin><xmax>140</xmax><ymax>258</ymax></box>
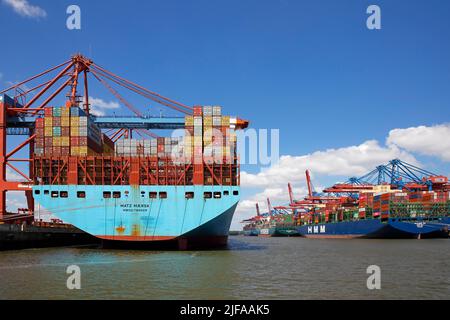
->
<box><xmin>1</xmin><ymin>0</ymin><xmax>450</xmax><ymax>228</ymax></box>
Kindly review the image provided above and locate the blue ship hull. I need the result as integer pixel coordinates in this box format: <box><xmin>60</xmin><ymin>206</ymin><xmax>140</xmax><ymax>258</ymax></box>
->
<box><xmin>32</xmin><ymin>185</ymin><xmax>240</xmax><ymax>248</ymax></box>
<box><xmin>297</xmin><ymin>218</ymin><xmax>449</xmax><ymax>239</ymax></box>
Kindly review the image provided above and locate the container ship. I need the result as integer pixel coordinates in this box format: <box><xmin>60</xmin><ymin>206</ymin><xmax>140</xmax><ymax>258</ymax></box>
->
<box><xmin>242</xmin><ymin>202</ymin><xmax>299</xmax><ymax>237</ymax></box>
<box><xmin>0</xmin><ymin>55</ymin><xmax>248</xmax><ymax>249</ymax></box>
<box><xmin>243</xmin><ymin>164</ymin><xmax>450</xmax><ymax>239</ymax></box>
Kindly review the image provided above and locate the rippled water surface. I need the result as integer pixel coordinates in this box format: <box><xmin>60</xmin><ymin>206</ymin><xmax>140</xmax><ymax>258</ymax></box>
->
<box><xmin>1</xmin><ymin>236</ymin><xmax>449</xmax><ymax>299</ymax></box>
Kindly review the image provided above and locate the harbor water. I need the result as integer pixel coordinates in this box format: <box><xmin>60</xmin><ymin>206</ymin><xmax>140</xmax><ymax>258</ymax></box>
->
<box><xmin>0</xmin><ymin>236</ymin><xmax>449</xmax><ymax>299</ymax></box>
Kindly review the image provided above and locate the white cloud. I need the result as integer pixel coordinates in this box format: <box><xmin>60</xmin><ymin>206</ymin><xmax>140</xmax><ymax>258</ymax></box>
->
<box><xmin>86</xmin><ymin>97</ymin><xmax>120</xmax><ymax>116</ymax></box>
<box><xmin>2</xmin><ymin>0</ymin><xmax>47</xmax><ymax>18</ymax></box>
<box><xmin>6</xmin><ymin>167</ymin><xmax>27</xmax><ymax>182</ymax></box>
<box><xmin>387</xmin><ymin>124</ymin><xmax>450</xmax><ymax>161</ymax></box>
<box><xmin>241</xmin><ymin>139</ymin><xmax>416</xmax><ymax>188</ymax></box>
<box><xmin>6</xmin><ymin>191</ymin><xmax>26</xmax><ymax>211</ymax></box>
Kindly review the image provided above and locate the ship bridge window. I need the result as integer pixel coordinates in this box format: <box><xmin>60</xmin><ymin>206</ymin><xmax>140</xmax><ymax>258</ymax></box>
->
<box><xmin>185</xmin><ymin>192</ymin><xmax>194</xmax><ymax>199</ymax></box>
<box><xmin>44</xmin><ymin>190</ymin><xmax>49</xmax><ymax>195</ymax></box>
<box><xmin>140</xmin><ymin>191</ymin><xmax>145</xmax><ymax>198</ymax></box>
<box><xmin>34</xmin><ymin>190</ymin><xmax>40</xmax><ymax>195</ymax></box>
<box><xmin>51</xmin><ymin>191</ymin><xmax>59</xmax><ymax>198</ymax></box>
<box><xmin>77</xmin><ymin>191</ymin><xmax>86</xmax><ymax>198</ymax></box>
<box><xmin>60</xmin><ymin>191</ymin><xmax>68</xmax><ymax>198</ymax></box>
<box><xmin>159</xmin><ymin>192</ymin><xmax>168</xmax><ymax>199</ymax></box>
<box><xmin>204</xmin><ymin>192</ymin><xmax>212</xmax><ymax>199</ymax></box>
<box><xmin>103</xmin><ymin>192</ymin><xmax>111</xmax><ymax>199</ymax></box>
<box><xmin>223</xmin><ymin>191</ymin><xmax>229</xmax><ymax>196</ymax></box>
<box><xmin>113</xmin><ymin>192</ymin><xmax>121</xmax><ymax>198</ymax></box>
<box><xmin>214</xmin><ymin>192</ymin><xmax>221</xmax><ymax>199</ymax></box>
<box><xmin>149</xmin><ymin>192</ymin><xmax>157</xmax><ymax>199</ymax></box>
<box><xmin>233</xmin><ymin>191</ymin><xmax>239</xmax><ymax>196</ymax></box>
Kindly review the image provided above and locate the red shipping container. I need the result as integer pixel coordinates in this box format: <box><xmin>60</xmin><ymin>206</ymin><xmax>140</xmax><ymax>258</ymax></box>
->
<box><xmin>53</xmin><ymin>117</ymin><xmax>61</xmax><ymax>126</ymax></box>
<box><xmin>61</xmin><ymin>147</ymin><xmax>70</xmax><ymax>156</ymax></box>
<box><xmin>36</xmin><ymin>118</ymin><xmax>44</xmax><ymax>128</ymax></box>
<box><xmin>193</xmin><ymin>106</ymin><xmax>203</xmax><ymax>116</ymax></box>
<box><xmin>79</xmin><ymin>137</ymin><xmax>88</xmax><ymax>146</ymax></box>
<box><xmin>44</xmin><ymin>137</ymin><xmax>53</xmax><ymax>147</ymax></box>
<box><xmin>44</xmin><ymin>108</ymin><xmax>52</xmax><ymax>117</ymax></box>
<box><xmin>52</xmin><ymin>147</ymin><xmax>61</xmax><ymax>156</ymax></box>
<box><xmin>35</xmin><ymin>128</ymin><xmax>44</xmax><ymax>137</ymax></box>
<box><xmin>44</xmin><ymin>147</ymin><xmax>52</xmax><ymax>154</ymax></box>
<box><xmin>71</xmin><ymin>137</ymin><xmax>79</xmax><ymax>146</ymax></box>
<box><xmin>62</xmin><ymin>127</ymin><xmax>70</xmax><ymax>136</ymax></box>
<box><xmin>35</xmin><ymin>138</ymin><xmax>44</xmax><ymax>148</ymax></box>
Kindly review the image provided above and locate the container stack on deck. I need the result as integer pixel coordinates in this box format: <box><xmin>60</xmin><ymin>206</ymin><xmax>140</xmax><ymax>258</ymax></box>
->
<box><xmin>35</xmin><ymin>105</ymin><xmax>107</xmax><ymax>157</ymax></box>
<box><xmin>115</xmin><ymin>137</ymin><xmax>184</xmax><ymax>157</ymax></box>
<box><xmin>112</xmin><ymin>105</ymin><xmax>237</xmax><ymax>164</ymax></box>
<box><xmin>294</xmin><ymin>188</ymin><xmax>450</xmax><ymax>226</ymax></box>
<box><xmin>33</xmin><ymin>104</ymin><xmax>240</xmax><ymax>186</ymax></box>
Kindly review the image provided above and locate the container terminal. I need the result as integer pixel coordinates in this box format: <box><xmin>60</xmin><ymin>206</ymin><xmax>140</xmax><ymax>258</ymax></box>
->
<box><xmin>0</xmin><ymin>54</ymin><xmax>248</xmax><ymax>250</ymax></box>
<box><xmin>243</xmin><ymin>160</ymin><xmax>450</xmax><ymax>239</ymax></box>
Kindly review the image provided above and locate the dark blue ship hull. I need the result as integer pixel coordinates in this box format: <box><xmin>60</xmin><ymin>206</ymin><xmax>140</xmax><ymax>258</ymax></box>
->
<box><xmin>297</xmin><ymin>218</ymin><xmax>450</xmax><ymax>239</ymax></box>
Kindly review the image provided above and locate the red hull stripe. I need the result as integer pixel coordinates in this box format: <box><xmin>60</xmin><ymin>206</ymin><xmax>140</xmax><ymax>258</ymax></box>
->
<box><xmin>97</xmin><ymin>235</ymin><xmax>176</xmax><ymax>241</ymax></box>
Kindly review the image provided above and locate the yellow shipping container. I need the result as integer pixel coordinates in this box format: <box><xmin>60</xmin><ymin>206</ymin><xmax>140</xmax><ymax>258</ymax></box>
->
<box><xmin>45</xmin><ymin>118</ymin><xmax>53</xmax><ymax>127</ymax></box>
<box><xmin>61</xmin><ymin>137</ymin><xmax>70</xmax><ymax>147</ymax></box>
<box><xmin>71</xmin><ymin>146</ymin><xmax>79</xmax><ymax>156</ymax></box>
<box><xmin>203</xmin><ymin>116</ymin><xmax>213</xmax><ymax>126</ymax></box>
<box><xmin>44</xmin><ymin>127</ymin><xmax>53</xmax><ymax>136</ymax></box>
<box><xmin>71</xmin><ymin>127</ymin><xmax>79</xmax><ymax>136</ymax></box>
<box><xmin>185</xmin><ymin>116</ymin><xmax>194</xmax><ymax>126</ymax></box>
<box><xmin>221</xmin><ymin>116</ymin><xmax>230</xmax><ymax>126</ymax></box>
<box><xmin>203</xmin><ymin>136</ymin><xmax>212</xmax><ymax>145</ymax></box>
<box><xmin>70</xmin><ymin>117</ymin><xmax>79</xmax><ymax>127</ymax></box>
<box><xmin>61</xmin><ymin>116</ymin><xmax>70</xmax><ymax>127</ymax></box>
<box><xmin>61</xmin><ymin>107</ymin><xmax>70</xmax><ymax>117</ymax></box>
<box><xmin>53</xmin><ymin>137</ymin><xmax>61</xmax><ymax>147</ymax></box>
<box><xmin>78</xmin><ymin>146</ymin><xmax>88</xmax><ymax>156</ymax></box>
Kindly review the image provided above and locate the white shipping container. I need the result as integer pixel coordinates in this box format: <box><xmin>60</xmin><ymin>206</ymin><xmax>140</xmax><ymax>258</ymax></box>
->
<box><xmin>194</xmin><ymin>118</ymin><xmax>203</xmax><ymax>126</ymax></box>
<box><xmin>212</xmin><ymin>116</ymin><xmax>222</xmax><ymax>126</ymax></box>
<box><xmin>203</xmin><ymin>106</ymin><xmax>213</xmax><ymax>116</ymax></box>
<box><xmin>212</xmin><ymin>106</ymin><xmax>221</xmax><ymax>116</ymax></box>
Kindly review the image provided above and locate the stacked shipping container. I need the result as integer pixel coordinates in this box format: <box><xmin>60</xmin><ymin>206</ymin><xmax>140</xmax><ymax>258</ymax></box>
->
<box><xmin>113</xmin><ymin>105</ymin><xmax>238</xmax><ymax>163</ymax></box>
<box><xmin>115</xmin><ymin>137</ymin><xmax>184</xmax><ymax>157</ymax></box>
<box><xmin>35</xmin><ymin>106</ymin><xmax>107</xmax><ymax>156</ymax></box>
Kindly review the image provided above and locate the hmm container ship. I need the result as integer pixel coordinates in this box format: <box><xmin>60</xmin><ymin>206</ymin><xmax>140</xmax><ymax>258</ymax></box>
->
<box><xmin>0</xmin><ymin>55</ymin><xmax>248</xmax><ymax>250</ymax></box>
